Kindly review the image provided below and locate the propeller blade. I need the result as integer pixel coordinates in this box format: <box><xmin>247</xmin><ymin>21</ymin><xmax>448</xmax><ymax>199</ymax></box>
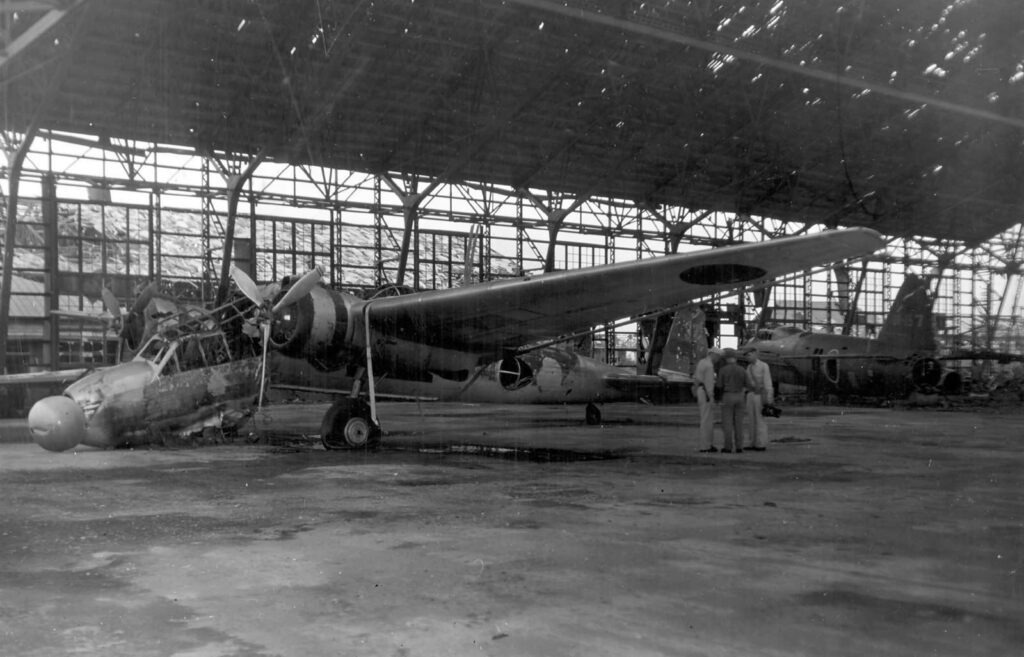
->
<box><xmin>50</xmin><ymin>309</ymin><xmax>114</xmax><ymax>322</ymax></box>
<box><xmin>257</xmin><ymin>322</ymin><xmax>271</xmax><ymax>409</ymax></box>
<box><xmin>101</xmin><ymin>288</ymin><xmax>121</xmax><ymax>321</ymax></box>
<box><xmin>271</xmin><ymin>266</ymin><xmax>322</xmax><ymax>313</ymax></box>
<box><xmin>230</xmin><ymin>265</ymin><xmax>265</xmax><ymax>306</ymax></box>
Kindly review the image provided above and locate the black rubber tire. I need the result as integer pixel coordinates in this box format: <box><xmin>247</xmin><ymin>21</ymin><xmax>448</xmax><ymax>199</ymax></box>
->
<box><xmin>321</xmin><ymin>398</ymin><xmax>382</xmax><ymax>450</ymax></box>
<box><xmin>585</xmin><ymin>402</ymin><xmax>602</xmax><ymax>426</ymax></box>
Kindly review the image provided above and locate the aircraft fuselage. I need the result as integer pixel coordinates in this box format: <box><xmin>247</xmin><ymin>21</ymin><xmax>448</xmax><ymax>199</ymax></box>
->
<box><xmin>271</xmin><ymin>346</ymin><xmax>687</xmax><ymax>406</ymax></box>
<box><xmin>748</xmin><ymin>330</ymin><xmax>958</xmax><ymax>398</ymax></box>
<box><xmin>28</xmin><ymin>336</ymin><xmax>261</xmax><ymax>452</ymax></box>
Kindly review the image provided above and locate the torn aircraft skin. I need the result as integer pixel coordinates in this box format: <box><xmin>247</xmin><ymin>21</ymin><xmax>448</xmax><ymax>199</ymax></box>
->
<box><xmin>20</xmin><ymin>268</ymin><xmax>320</xmax><ymax>452</ymax></box>
<box><xmin>27</xmin><ymin>330</ymin><xmax>261</xmax><ymax>452</ymax></box>
<box><xmin>743</xmin><ymin>274</ymin><xmax>963</xmax><ymax>400</ymax></box>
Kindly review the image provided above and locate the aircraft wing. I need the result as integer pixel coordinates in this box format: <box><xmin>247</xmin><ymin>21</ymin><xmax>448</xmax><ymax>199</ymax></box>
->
<box><xmin>367</xmin><ymin>228</ymin><xmax>882</xmax><ymax>356</ymax></box>
<box><xmin>940</xmin><ymin>350</ymin><xmax>1024</xmax><ymax>363</ymax></box>
<box><xmin>601</xmin><ymin>371</ymin><xmax>671</xmax><ymax>390</ymax></box>
<box><xmin>0</xmin><ymin>368</ymin><xmax>89</xmax><ymax>386</ymax></box>
<box><xmin>767</xmin><ymin>354</ymin><xmax>906</xmax><ymax>362</ymax></box>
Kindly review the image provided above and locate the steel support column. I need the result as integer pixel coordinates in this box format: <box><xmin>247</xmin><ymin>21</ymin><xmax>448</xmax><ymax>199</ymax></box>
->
<box><xmin>521</xmin><ymin>190</ymin><xmax>588</xmax><ymax>273</ymax></box>
<box><xmin>41</xmin><ymin>173</ymin><xmax>58</xmax><ymax>369</ymax></box>
<box><xmin>1</xmin><ymin>2</ymin><xmax>85</xmax><ymax>369</ymax></box>
<box><xmin>396</xmin><ymin>202</ymin><xmax>418</xmax><ymax>288</ymax></box>
<box><xmin>383</xmin><ymin>175</ymin><xmax>441</xmax><ymax>289</ymax></box>
<box><xmin>216</xmin><ymin>153</ymin><xmax>265</xmax><ymax>305</ymax></box>
<box><xmin>0</xmin><ymin>129</ymin><xmax>37</xmax><ymax>372</ymax></box>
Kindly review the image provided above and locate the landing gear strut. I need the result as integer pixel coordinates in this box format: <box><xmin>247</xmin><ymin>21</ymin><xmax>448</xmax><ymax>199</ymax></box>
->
<box><xmin>321</xmin><ymin>397</ymin><xmax>381</xmax><ymax>450</ymax></box>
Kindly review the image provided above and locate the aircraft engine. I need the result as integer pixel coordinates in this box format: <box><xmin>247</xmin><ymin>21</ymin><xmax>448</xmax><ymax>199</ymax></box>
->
<box><xmin>938</xmin><ymin>370</ymin><xmax>963</xmax><ymax>395</ymax></box>
<box><xmin>821</xmin><ymin>352</ymin><xmax>840</xmax><ymax>385</ymax></box>
<box><xmin>497</xmin><ymin>355</ymin><xmax>534</xmax><ymax>391</ymax></box>
<box><xmin>269</xmin><ymin>286</ymin><xmax>354</xmax><ymax>364</ymax></box>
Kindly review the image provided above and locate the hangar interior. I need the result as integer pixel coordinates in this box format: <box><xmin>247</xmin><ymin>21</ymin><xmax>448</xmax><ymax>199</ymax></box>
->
<box><xmin>2</xmin><ymin>0</ymin><xmax>1024</xmax><ymax>376</ymax></box>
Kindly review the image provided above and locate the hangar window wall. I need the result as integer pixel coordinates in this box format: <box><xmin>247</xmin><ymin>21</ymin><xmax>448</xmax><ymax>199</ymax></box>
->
<box><xmin>3</xmin><ymin>134</ymin><xmax>1023</xmax><ymax>372</ymax></box>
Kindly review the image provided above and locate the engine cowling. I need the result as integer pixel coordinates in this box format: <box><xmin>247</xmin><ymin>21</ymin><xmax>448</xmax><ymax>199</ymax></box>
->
<box><xmin>910</xmin><ymin>357</ymin><xmax>943</xmax><ymax>389</ymax></box>
<box><xmin>497</xmin><ymin>355</ymin><xmax>534</xmax><ymax>391</ymax></box>
<box><xmin>269</xmin><ymin>286</ymin><xmax>356</xmax><ymax>366</ymax></box>
<box><xmin>938</xmin><ymin>370</ymin><xmax>963</xmax><ymax>395</ymax></box>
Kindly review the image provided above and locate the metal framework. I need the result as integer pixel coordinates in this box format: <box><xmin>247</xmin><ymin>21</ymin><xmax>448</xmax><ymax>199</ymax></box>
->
<box><xmin>3</xmin><ymin>132</ymin><xmax>1023</xmax><ymax>373</ymax></box>
<box><xmin>4</xmin><ymin>2</ymin><xmax>1024</xmax><ymax>376</ymax></box>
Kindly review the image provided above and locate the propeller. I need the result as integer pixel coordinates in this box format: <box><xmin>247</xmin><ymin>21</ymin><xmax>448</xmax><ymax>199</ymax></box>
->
<box><xmin>50</xmin><ymin>287</ymin><xmax>122</xmax><ymax>329</ymax></box>
<box><xmin>230</xmin><ymin>264</ymin><xmax>265</xmax><ymax>307</ymax></box>
<box><xmin>272</xmin><ymin>267</ymin><xmax>322</xmax><ymax>313</ymax></box>
<box><xmin>101</xmin><ymin>288</ymin><xmax>122</xmax><ymax>326</ymax></box>
<box><xmin>229</xmin><ymin>265</ymin><xmax>323</xmax><ymax>408</ymax></box>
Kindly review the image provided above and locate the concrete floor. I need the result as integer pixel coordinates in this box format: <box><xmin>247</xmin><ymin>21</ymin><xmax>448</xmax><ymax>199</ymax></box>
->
<box><xmin>1</xmin><ymin>401</ymin><xmax>1022</xmax><ymax>657</ymax></box>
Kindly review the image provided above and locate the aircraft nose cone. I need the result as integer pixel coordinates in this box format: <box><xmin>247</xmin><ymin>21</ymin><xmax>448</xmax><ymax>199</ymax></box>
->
<box><xmin>28</xmin><ymin>396</ymin><xmax>86</xmax><ymax>452</ymax></box>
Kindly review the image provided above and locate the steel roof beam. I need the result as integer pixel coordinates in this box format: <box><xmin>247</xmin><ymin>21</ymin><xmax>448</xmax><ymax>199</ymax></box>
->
<box><xmin>0</xmin><ymin>0</ymin><xmax>81</xmax><ymax>72</ymax></box>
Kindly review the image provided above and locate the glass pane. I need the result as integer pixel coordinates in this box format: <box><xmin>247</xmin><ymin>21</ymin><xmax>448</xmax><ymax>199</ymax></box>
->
<box><xmin>104</xmin><ymin>206</ymin><xmax>128</xmax><ymax>240</ymax></box>
<box><xmin>57</xmin><ymin>204</ymin><xmax>80</xmax><ymax>237</ymax></box>
<box><xmin>132</xmin><ymin>244</ymin><xmax>152</xmax><ymax>277</ymax></box>
<box><xmin>127</xmin><ymin>208</ymin><xmax>149</xmax><ymax>241</ymax></box>
<box><xmin>275</xmin><ymin>222</ymin><xmax>292</xmax><ymax>250</ymax></box>
<box><xmin>275</xmin><ymin>252</ymin><xmax>294</xmax><ymax>277</ymax></box>
<box><xmin>13</xmin><ymin>247</ymin><xmax>46</xmax><ymax>270</ymax></box>
<box><xmin>106</xmin><ymin>244</ymin><xmax>128</xmax><ymax>275</ymax></box>
<box><xmin>82</xmin><ymin>205</ymin><xmax>103</xmax><ymax>236</ymax></box>
<box><xmin>160</xmin><ymin>255</ymin><xmax>204</xmax><ymax>279</ymax></box>
<box><xmin>58</xmin><ymin>237</ymin><xmax>82</xmax><ymax>272</ymax></box>
<box><xmin>79</xmin><ymin>240</ymin><xmax>104</xmax><ymax>271</ymax></box>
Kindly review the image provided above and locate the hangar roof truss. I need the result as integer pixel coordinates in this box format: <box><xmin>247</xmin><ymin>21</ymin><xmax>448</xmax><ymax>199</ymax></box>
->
<box><xmin>2</xmin><ymin>0</ymin><xmax>1023</xmax><ymax>244</ymax></box>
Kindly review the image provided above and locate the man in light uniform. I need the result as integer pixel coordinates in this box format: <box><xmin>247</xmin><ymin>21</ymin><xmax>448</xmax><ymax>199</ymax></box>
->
<box><xmin>744</xmin><ymin>347</ymin><xmax>773</xmax><ymax>451</ymax></box>
<box><xmin>693</xmin><ymin>348</ymin><xmax>722</xmax><ymax>452</ymax></box>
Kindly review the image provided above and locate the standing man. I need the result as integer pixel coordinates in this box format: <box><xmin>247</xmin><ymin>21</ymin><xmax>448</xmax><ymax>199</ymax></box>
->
<box><xmin>693</xmin><ymin>348</ymin><xmax>721</xmax><ymax>453</ymax></box>
<box><xmin>717</xmin><ymin>348</ymin><xmax>748</xmax><ymax>453</ymax></box>
<box><xmin>744</xmin><ymin>347</ymin><xmax>773</xmax><ymax>451</ymax></box>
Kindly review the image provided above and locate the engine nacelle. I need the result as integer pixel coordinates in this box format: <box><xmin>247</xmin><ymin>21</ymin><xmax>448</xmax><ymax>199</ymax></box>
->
<box><xmin>821</xmin><ymin>354</ymin><xmax>840</xmax><ymax>385</ymax></box>
<box><xmin>938</xmin><ymin>370</ymin><xmax>963</xmax><ymax>395</ymax></box>
<box><xmin>497</xmin><ymin>355</ymin><xmax>534</xmax><ymax>391</ymax></box>
<box><xmin>270</xmin><ymin>286</ymin><xmax>356</xmax><ymax>366</ymax></box>
<box><xmin>910</xmin><ymin>357</ymin><xmax>943</xmax><ymax>389</ymax></box>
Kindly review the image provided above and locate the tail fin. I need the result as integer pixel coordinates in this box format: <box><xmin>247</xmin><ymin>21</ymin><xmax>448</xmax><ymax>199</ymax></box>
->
<box><xmin>876</xmin><ymin>274</ymin><xmax>936</xmax><ymax>352</ymax></box>
<box><xmin>639</xmin><ymin>307</ymin><xmax>708</xmax><ymax>375</ymax></box>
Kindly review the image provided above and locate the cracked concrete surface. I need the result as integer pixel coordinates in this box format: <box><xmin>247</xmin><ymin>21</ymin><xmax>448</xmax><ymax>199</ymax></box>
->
<box><xmin>1</xmin><ymin>402</ymin><xmax>1022</xmax><ymax>656</ymax></box>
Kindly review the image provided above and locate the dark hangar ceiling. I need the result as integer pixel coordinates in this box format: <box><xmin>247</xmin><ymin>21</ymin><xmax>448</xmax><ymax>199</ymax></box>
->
<box><xmin>2</xmin><ymin>0</ymin><xmax>1023</xmax><ymax>244</ymax></box>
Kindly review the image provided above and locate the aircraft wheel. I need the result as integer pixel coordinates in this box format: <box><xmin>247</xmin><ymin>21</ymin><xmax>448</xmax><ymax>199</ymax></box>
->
<box><xmin>585</xmin><ymin>402</ymin><xmax>602</xmax><ymax>426</ymax></box>
<box><xmin>321</xmin><ymin>398</ymin><xmax>381</xmax><ymax>450</ymax></box>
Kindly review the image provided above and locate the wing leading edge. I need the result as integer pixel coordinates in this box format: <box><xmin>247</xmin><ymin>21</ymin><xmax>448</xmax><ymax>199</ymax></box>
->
<box><xmin>368</xmin><ymin>227</ymin><xmax>883</xmax><ymax>356</ymax></box>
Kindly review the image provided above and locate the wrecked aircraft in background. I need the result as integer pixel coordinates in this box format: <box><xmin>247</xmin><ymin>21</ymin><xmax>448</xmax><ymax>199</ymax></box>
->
<box><xmin>743</xmin><ymin>273</ymin><xmax>963</xmax><ymax>400</ymax></box>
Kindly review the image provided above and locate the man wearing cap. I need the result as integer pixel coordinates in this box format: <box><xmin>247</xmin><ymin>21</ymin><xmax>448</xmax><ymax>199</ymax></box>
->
<box><xmin>744</xmin><ymin>347</ymin><xmax>773</xmax><ymax>451</ymax></box>
<box><xmin>692</xmin><ymin>348</ymin><xmax>721</xmax><ymax>453</ymax></box>
<box><xmin>716</xmin><ymin>347</ymin><xmax>748</xmax><ymax>453</ymax></box>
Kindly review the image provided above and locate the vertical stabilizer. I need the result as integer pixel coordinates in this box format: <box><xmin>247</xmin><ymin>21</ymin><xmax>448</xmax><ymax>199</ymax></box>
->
<box><xmin>656</xmin><ymin>307</ymin><xmax>708</xmax><ymax>375</ymax></box>
<box><xmin>876</xmin><ymin>274</ymin><xmax>936</xmax><ymax>352</ymax></box>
